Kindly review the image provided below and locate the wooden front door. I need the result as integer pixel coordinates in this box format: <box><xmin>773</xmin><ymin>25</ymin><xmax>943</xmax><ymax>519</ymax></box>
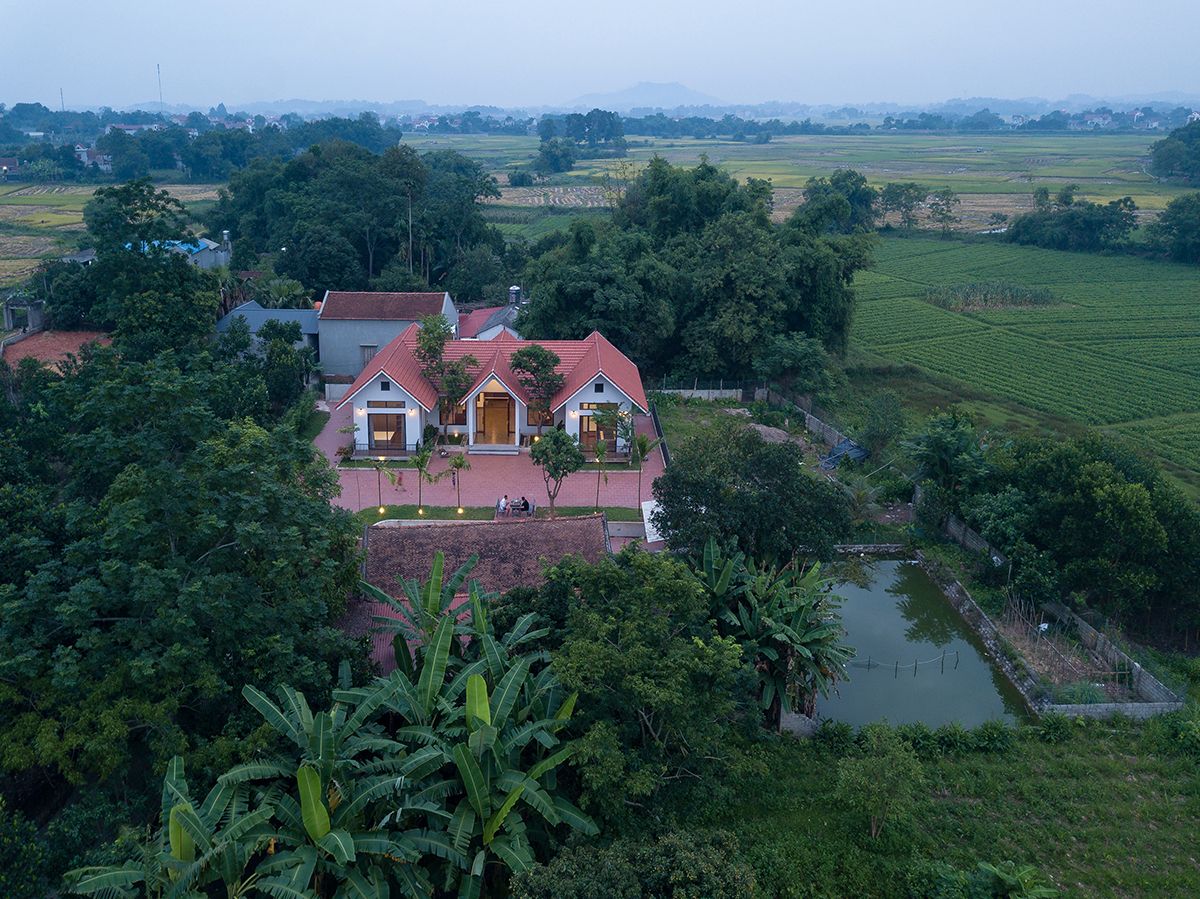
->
<box><xmin>478</xmin><ymin>393</ymin><xmax>514</xmax><ymax>444</ymax></box>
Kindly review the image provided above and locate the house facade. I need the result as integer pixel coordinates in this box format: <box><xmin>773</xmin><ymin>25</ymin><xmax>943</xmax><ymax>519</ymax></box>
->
<box><xmin>317</xmin><ymin>291</ymin><xmax>458</xmax><ymax>382</ymax></box>
<box><xmin>216</xmin><ymin>300</ymin><xmax>319</xmax><ymax>356</ymax></box>
<box><xmin>335</xmin><ymin>328</ymin><xmax>647</xmax><ymax>455</ymax></box>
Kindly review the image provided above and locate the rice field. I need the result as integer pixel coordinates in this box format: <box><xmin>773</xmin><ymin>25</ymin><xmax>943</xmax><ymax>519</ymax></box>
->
<box><xmin>851</xmin><ymin>236</ymin><xmax>1200</xmax><ymax>489</ymax></box>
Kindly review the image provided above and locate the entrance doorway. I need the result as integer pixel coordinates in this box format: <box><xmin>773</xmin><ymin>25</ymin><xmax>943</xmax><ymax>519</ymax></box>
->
<box><xmin>475</xmin><ymin>392</ymin><xmax>515</xmax><ymax>444</ymax></box>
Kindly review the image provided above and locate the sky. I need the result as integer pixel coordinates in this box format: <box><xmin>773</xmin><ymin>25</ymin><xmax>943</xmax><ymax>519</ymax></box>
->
<box><xmin>5</xmin><ymin>0</ymin><xmax>1199</xmax><ymax>110</ymax></box>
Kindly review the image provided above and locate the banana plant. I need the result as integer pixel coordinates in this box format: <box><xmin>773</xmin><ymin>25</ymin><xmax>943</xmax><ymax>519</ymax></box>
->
<box><xmin>371</xmin><ymin>609</ymin><xmax>596</xmax><ymax>897</ymax></box>
<box><xmin>66</xmin><ymin>756</ymin><xmax>276</xmax><ymax>899</ymax></box>
<box><xmin>220</xmin><ymin>677</ymin><xmax>438</xmax><ymax>898</ymax></box>
<box><xmin>361</xmin><ymin>550</ymin><xmax>481</xmax><ymax>676</ymax></box>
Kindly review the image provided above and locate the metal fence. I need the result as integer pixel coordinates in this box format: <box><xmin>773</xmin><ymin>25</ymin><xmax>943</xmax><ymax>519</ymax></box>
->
<box><xmin>649</xmin><ymin>402</ymin><xmax>671</xmax><ymax>467</ymax></box>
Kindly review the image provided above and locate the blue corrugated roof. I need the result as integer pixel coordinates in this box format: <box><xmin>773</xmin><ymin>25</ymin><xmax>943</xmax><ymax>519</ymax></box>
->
<box><xmin>216</xmin><ymin>301</ymin><xmax>319</xmax><ymax>336</ymax></box>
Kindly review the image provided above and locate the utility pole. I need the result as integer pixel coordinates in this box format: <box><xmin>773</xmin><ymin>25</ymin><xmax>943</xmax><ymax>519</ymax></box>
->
<box><xmin>157</xmin><ymin>63</ymin><xmax>164</xmax><ymax>112</ymax></box>
<box><xmin>59</xmin><ymin>88</ymin><xmax>65</xmax><ymax>113</ymax></box>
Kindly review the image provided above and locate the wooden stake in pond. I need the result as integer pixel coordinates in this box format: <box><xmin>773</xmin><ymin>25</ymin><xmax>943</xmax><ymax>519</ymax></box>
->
<box><xmin>955</xmin><ymin>650</ymin><xmax>960</xmax><ymax>669</ymax></box>
<box><xmin>913</xmin><ymin>659</ymin><xmax>918</xmax><ymax>677</ymax></box>
<box><xmin>941</xmin><ymin>650</ymin><xmax>946</xmax><ymax>673</ymax></box>
<box><xmin>894</xmin><ymin>660</ymin><xmax>898</xmax><ymax>678</ymax></box>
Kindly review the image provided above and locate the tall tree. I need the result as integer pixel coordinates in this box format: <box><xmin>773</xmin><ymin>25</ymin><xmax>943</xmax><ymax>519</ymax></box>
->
<box><xmin>510</xmin><ymin>345</ymin><xmax>564</xmax><ymax>435</ymax></box>
<box><xmin>530</xmin><ymin>428</ymin><xmax>584</xmax><ymax>517</ymax></box>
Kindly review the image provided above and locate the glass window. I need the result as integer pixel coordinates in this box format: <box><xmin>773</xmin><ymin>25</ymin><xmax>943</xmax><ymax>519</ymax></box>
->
<box><xmin>580</xmin><ymin>402</ymin><xmax>618</xmax><ymax>411</ymax></box>
<box><xmin>526</xmin><ymin>406</ymin><xmax>553</xmax><ymax>426</ymax></box>
<box><xmin>440</xmin><ymin>399</ymin><xmax>467</xmax><ymax>425</ymax></box>
<box><xmin>367</xmin><ymin>400</ymin><xmax>405</xmax><ymax>408</ymax></box>
<box><xmin>379</xmin><ymin>380</ymin><xmax>390</xmax><ymax>391</ymax></box>
<box><xmin>368</xmin><ymin>413</ymin><xmax>406</xmax><ymax>450</ymax></box>
<box><xmin>594</xmin><ymin>382</ymin><xmax>604</xmax><ymax>393</ymax></box>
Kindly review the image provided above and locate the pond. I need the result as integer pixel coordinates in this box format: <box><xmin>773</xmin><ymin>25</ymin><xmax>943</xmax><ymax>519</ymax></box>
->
<box><xmin>818</xmin><ymin>559</ymin><xmax>1029</xmax><ymax>728</ymax></box>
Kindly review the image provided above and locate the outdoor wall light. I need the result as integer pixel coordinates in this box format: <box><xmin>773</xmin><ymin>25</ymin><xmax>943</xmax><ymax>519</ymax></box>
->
<box><xmin>568</xmin><ymin>410</ymin><xmax>578</xmax><ymax>418</ymax></box>
<box><xmin>356</xmin><ymin>408</ymin><xmax>365</xmax><ymax>415</ymax></box>
<box><xmin>407</xmin><ymin>408</ymin><xmax>417</xmax><ymax>415</ymax></box>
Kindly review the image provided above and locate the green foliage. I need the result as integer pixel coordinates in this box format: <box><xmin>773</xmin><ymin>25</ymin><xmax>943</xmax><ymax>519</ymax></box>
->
<box><xmin>1008</xmin><ymin>188</ymin><xmax>1137</xmax><ymax>251</ymax></box>
<box><xmin>880</xmin><ymin>181</ymin><xmax>928</xmax><ymax>228</ymax></box>
<box><xmin>1149</xmin><ymin>191</ymin><xmax>1200</xmax><ymax>263</ymax></box>
<box><xmin>532</xmin><ymin>551</ymin><xmax>753</xmax><ymax>826</ymax></box>
<box><xmin>530</xmin><ymin>428</ymin><xmax>585</xmax><ymax>515</ymax></box>
<box><xmin>510</xmin><ymin>344</ymin><xmax>564</xmax><ymax>434</ymax></box>
<box><xmin>652</xmin><ymin>424</ymin><xmax>852</xmax><ymax>563</ymax></box>
<box><xmin>927</xmin><ymin>188</ymin><xmax>961</xmax><ymax>235</ymax></box>
<box><xmin>908</xmin><ymin>858</ymin><xmax>1059</xmax><ymax>898</ymax></box>
<box><xmin>1149</xmin><ymin>120</ymin><xmax>1200</xmax><ymax>181</ymax></box>
<box><xmin>1035</xmin><ymin>712</ymin><xmax>1072</xmax><ymax>744</ymax></box>
<box><xmin>0</xmin><ymin>796</ymin><xmax>48</xmax><ymax>899</ymax></box>
<box><xmin>1052</xmin><ymin>681</ymin><xmax>1106</xmax><ymax>704</ymax></box>
<box><xmin>82</xmin><ymin>178</ymin><xmax>190</xmax><ymax>256</ymax></box>
<box><xmin>859</xmin><ymin>390</ymin><xmax>907</xmax><ymax>455</ymax></box>
<box><xmin>513</xmin><ymin>830</ymin><xmax>756</xmax><ymax>898</ymax></box>
<box><xmin>835</xmin><ymin>723</ymin><xmax>925</xmax><ymax>838</ymax></box>
<box><xmin>519</xmin><ymin>158</ymin><xmax>872</xmax><ymax>375</ymax></box>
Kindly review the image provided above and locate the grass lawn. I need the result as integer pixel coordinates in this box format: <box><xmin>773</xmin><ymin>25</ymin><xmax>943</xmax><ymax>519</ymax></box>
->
<box><xmin>724</xmin><ymin>723</ymin><xmax>1200</xmax><ymax>898</ymax></box>
<box><xmin>298</xmin><ymin>409</ymin><xmax>330</xmax><ymax>443</ymax></box>
<box><xmin>339</xmin><ymin>459</ymin><xmax>418</xmax><ymax>469</ymax></box>
<box><xmin>649</xmin><ymin>394</ymin><xmax>743</xmax><ymax>447</ymax></box>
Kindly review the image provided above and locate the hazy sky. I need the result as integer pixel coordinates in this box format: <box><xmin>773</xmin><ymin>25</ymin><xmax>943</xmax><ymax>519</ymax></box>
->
<box><xmin>6</xmin><ymin>0</ymin><xmax>1198</xmax><ymax>109</ymax></box>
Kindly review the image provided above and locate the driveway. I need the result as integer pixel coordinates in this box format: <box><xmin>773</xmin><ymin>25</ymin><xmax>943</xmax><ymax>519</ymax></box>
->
<box><xmin>315</xmin><ymin>402</ymin><xmax>667</xmax><ymax>513</ymax></box>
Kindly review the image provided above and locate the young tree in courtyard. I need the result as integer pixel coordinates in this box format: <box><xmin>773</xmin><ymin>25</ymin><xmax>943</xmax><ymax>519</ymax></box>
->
<box><xmin>593</xmin><ymin>439</ymin><xmax>608</xmax><ymax>511</ymax></box>
<box><xmin>510</xmin><ymin>345</ymin><xmax>564</xmax><ymax>436</ymax></box>
<box><xmin>447</xmin><ymin>452</ymin><xmax>471</xmax><ymax>511</ymax></box>
<box><xmin>630</xmin><ymin>432</ymin><xmax>662</xmax><ymax>508</ymax></box>
<box><xmin>530</xmin><ymin>428</ymin><xmax>584</xmax><ymax>517</ymax></box>
<box><xmin>415</xmin><ymin>314</ymin><xmax>476</xmax><ymax>438</ymax></box>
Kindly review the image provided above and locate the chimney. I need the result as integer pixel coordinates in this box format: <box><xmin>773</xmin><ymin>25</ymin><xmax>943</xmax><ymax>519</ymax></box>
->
<box><xmin>508</xmin><ymin>285</ymin><xmax>522</xmax><ymax>306</ymax></box>
<box><xmin>221</xmin><ymin>229</ymin><xmax>231</xmax><ymax>250</ymax></box>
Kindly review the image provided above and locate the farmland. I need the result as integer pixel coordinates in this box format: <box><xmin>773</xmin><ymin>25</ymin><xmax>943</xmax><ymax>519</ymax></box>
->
<box><xmin>0</xmin><ymin>182</ymin><xmax>220</xmax><ymax>287</ymax></box>
<box><xmin>850</xmin><ymin>235</ymin><xmax>1200</xmax><ymax>491</ymax></box>
<box><xmin>399</xmin><ymin>131</ymin><xmax>1187</xmax><ymax>228</ymax></box>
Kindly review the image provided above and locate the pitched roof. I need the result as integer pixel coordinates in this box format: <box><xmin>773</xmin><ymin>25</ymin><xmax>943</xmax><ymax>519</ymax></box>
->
<box><xmin>348</xmin><ymin>516</ymin><xmax>610</xmax><ymax>672</ymax></box>
<box><xmin>216</xmin><ymin>300</ymin><xmax>319</xmax><ymax>336</ymax></box>
<box><xmin>335</xmin><ymin>329</ymin><xmax>648</xmax><ymax>413</ymax></box>
<box><xmin>458</xmin><ymin>305</ymin><xmax>518</xmax><ymax>338</ymax></box>
<box><xmin>319</xmin><ymin>291</ymin><xmax>449</xmax><ymax>321</ymax></box>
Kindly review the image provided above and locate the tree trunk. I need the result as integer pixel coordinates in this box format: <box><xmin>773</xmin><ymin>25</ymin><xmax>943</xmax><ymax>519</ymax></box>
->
<box><xmin>407</xmin><ymin>194</ymin><xmax>414</xmax><ymax>274</ymax></box>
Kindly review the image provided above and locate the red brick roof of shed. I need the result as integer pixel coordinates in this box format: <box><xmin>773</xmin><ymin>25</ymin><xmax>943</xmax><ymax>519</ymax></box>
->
<box><xmin>346</xmin><ymin>516</ymin><xmax>611</xmax><ymax>672</ymax></box>
<box><xmin>319</xmin><ymin>291</ymin><xmax>447</xmax><ymax>321</ymax></box>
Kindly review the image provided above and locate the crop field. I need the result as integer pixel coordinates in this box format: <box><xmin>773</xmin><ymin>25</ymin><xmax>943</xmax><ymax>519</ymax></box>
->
<box><xmin>400</xmin><ymin>131</ymin><xmax>1186</xmax><ymax>228</ymax></box>
<box><xmin>0</xmin><ymin>182</ymin><xmax>220</xmax><ymax>286</ymax></box>
<box><xmin>851</xmin><ymin>236</ymin><xmax>1200</xmax><ymax>490</ymax></box>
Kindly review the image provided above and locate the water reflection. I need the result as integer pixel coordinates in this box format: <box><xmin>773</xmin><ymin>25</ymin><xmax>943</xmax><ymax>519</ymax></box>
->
<box><xmin>820</xmin><ymin>560</ymin><xmax>1028</xmax><ymax>728</ymax></box>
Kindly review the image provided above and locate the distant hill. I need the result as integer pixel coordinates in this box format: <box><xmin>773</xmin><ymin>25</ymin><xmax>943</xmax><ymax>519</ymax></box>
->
<box><xmin>565</xmin><ymin>82</ymin><xmax>724</xmax><ymax>112</ymax></box>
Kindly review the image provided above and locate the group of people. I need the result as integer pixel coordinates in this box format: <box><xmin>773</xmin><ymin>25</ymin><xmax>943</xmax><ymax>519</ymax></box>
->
<box><xmin>497</xmin><ymin>494</ymin><xmax>532</xmax><ymax>517</ymax></box>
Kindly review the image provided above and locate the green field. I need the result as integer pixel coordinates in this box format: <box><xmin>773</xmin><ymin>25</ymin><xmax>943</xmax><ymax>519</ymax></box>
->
<box><xmin>399</xmin><ymin>132</ymin><xmax>1187</xmax><ymax>225</ymax></box>
<box><xmin>0</xmin><ymin>183</ymin><xmax>221</xmax><ymax>286</ymax></box>
<box><xmin>850</xmin><ymin>235</ymin><xmax>1200</xmax><ymax>491</ymax></box>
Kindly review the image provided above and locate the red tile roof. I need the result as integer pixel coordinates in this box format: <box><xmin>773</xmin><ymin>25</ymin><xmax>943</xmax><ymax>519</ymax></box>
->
<box><xmin>2</xmin><ymin>331</ymin><xmax>110</xmax><ymax>369</ymax></box>
<box><xmin>458</xmin><ymin>306</ymin><xmax>507</xmax><ymax>338</ymax></box>
<box><xmin>319</xmin><ymin>291</ymin><xmax>448</xmax><ymax>321</ymax></box>
<box><xmin>347</xmin><ymin>516</ymin><xmax>611</xmax><ymax>672</ymax></box>
<box><xmin>335</xmin><ymin>329</ymin><xmax>648</xmax><ymax>413</ymax></box>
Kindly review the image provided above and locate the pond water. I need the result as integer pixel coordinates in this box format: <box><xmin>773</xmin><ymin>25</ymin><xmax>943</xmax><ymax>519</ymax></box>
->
<box><xmin>818</xmin><ymin>559</ymin><xmax>1029</xmax><ymax>728</ymax></box>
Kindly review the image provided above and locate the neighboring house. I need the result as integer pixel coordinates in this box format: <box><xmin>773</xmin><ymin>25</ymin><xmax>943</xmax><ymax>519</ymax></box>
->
<box><xmin>215</xmin><ymin>300</ymin><xmax>319</xmax><ymax>356</ymax></box>
<box><xmin>316</xmin><ymin>290</ymin><xmax>458</xmax><ymax>379</ymax></box>
<box><xmin>60</xmin><ymin>248</ymin><xmax>97</xmax><ymax>266</ymax></box>
<box><xmin>1189</xmin><ymin>111</ymin><xmax>1200</xmax><ymax>124</ymax></box>
<box><xmin>335</xmin><ymin>327</ymin><xmax>648</xmax><ymax>454</ymax></box>
<box><xmin>351</xmin><ymin>515</ymin><xmax>611</xmax><ymax>672</ymax></box>
<box><xmin>0</xmin><ymin>157</ymin><xmax>18</xmax><ymax>179</ymax></box>
<box><xmin>458</xmin><ymin>304</ymin><xmax>521</xmax><ymax>340</ymax></box>
<box><xmin>74</xmin><ymin>145</ymin><xmax>113</xmax><ymax>173</ymax></box>
<box><xmin>167</xmin><ymin>237</ymin><xmax>231</xmax><ymax>270</ymax></box>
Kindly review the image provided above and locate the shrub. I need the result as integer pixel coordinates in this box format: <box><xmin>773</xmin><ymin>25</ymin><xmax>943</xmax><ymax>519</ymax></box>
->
<box><xmin>815</xmin><ymin>719</ymin><xmax>856</xmax><ymax>756</ymax></box>
<box><xmin>1036</xmin><ymin>712</ymin><xmax>1072</xmax><ymax>744</ymax></box>
<box><xmin>935</xmin><ymin>722</ymin><xmax>974</xmax><ymax>755</ymax></box>
<box><xmin>0</xmin><ymin>797</ymin><xmax>47</xmax><ymax>899</ymax></box>
<box><xmin>835</xmin><ymin>724</ymin><xmax>925</xmax><ymax>839</ymax></box>
<box><xmin>897</xmin><ymin>722</ymin><xmax>939</xmax><ymax>758</ymax></box>
<box><xmin>908</xmin><ymin>858</ymin><xmax>1059</xmax><ymax>898</ymax></box>
<box><xmin>972</xmin><ymin>719</ymin><xmax>1015</xmax><ymax>753</ymax></box>
<box><xmin>923</xmin><ymin>282</ymin><xmax>1057</xmax><ymax>311</ymax></box>
<box><xmin>1052</xmin><ymin>681</ymin><xmax>1106</xmax><ymax>704</ymax></box>
<box><xmin>512</xmin><ymin>830</ymin><xmax>755</xmax><ymax>898</ymax></box>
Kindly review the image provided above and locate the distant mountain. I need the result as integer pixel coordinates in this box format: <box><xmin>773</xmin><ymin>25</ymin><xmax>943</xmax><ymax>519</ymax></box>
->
<box><xmin>565</xmin><ymin>82</ymin><xmax>724</xmax><ymax>112</ymax></box>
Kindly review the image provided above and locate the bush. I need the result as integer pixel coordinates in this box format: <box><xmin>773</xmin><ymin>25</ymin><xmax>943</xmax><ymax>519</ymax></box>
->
<box><xmin>816</xmin><ymin>719</ymin><xmax>856</xmax><ymax>756</ymax></box>
<box><xmin>0</xmin><ymin>797</ymin><xmax>48</xmax><ymax>899</ymax></box>
<box><xmin>1052</xmin><ymin>681</ymin><xmax>1105</xmax><ymax>704</ymax></box>
<box><xmin>512</xmin><ymin>830</ymin><xmax>756</xmax><ymax>898</ymax></box>
<box><xmin>835</xmin><ymin>723</ymin><xmax>925</xmax><ymax>839</ymax></box>
<box><xmin>972</xmin><ymin>719</ymin><xmax>1015</xmax><ymax>753</ymax></box>
<box><xmin>935</xmin><ymin>722</ymin><xmax>974</xmax><ymax>755</ymax></box>
<box><xmin>897</xmin><ymin>722</ymin><xmax>939</xmax><ymax>758</ymax></box>
<box><xmin>1035</xmin><ymin>712</ymin><xmax>1072</xmax><ymax>744</ymax></box>
<box><xmin>908</xmin><ymin>858</ymin><xmax>1059</xmax><ymax>898</ymax></box>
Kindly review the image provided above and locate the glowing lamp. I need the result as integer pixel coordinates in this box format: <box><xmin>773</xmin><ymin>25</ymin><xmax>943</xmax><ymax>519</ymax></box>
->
<box><xmin>417</xmin><ymin>507</ymin><xmax>425</xmax><ymax>516</ymax></box>
<box><xmin>456</xmin><ymin>507</ymin><xmax>465</xmax><ymax>515</ymax></box>
<box><xmin>378</xmin><ymin>506</ymin><xmax>386</xmax><ymax>515</ymax></box>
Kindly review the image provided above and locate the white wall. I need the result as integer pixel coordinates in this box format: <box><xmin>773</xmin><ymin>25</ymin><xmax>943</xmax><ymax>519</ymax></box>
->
<box><xmin>346</xmin><ymin>373</ymin><xmax>425</xmax><ymax>450</ymax></box>
<box><xmin>558</xmin><ymin>373</ymin><xmax>634</xmax><ymax>449</ymax></box>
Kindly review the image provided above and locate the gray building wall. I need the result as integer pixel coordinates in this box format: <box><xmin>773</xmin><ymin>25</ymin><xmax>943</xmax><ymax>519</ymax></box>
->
<box><xmin>318</xmin><ymin>293</ymin><xmax>459</xmax><ymax>377</ymax></box>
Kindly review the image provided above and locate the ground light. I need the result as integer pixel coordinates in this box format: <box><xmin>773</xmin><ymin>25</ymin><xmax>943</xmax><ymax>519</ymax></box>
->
<box><xmin>457</xmin><ymin>507</ymin><xmax>464</xmax><ymax>515</ymax></box>
<box><xmin>378</xmin><ymin>506</ymin><xmax>386</xmax><ymax>515</ymax></box>
<box><xmin>417</xmin><ymin>507</ymin><xmax>425</xmax><ymax>516</ymax></box>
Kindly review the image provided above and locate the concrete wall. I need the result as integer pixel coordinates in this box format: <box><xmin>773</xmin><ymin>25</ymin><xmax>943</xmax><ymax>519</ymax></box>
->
<box><xmin>318</xmin><ymin>319</ymin><xmax>419</xmax><ymax>377</ymax></box>
<box><xmin>344</xmin><ymin>372</ymin><xmax>424</xmax><ymax>450</ymax></box>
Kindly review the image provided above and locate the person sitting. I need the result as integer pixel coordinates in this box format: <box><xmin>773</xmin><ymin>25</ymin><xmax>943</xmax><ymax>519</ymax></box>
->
<box><xmin>498</xmin><ymin>495</ymin><xmax>509</xmax><ymax>516</ymax></box>
<box><xmin>518</xmin><ymin>496</ymin><xmax>531</xmax><ymax>516</ymax></box>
